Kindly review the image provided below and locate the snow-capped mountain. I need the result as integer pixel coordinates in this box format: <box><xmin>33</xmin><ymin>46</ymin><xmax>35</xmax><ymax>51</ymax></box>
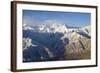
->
<box><xmin>23</xmin><ymin>24</ymin><xmax>34</xmax><ymax>30</ymax></box>
<box><xmin>23</xmin><ymin>23</ymin><xmax>69</xmax><ymax>33</ymax></box>
<box><xmin>23</xmin><ymin>23</ymin><xmax>91</xmax><ymax>62</ymax></box>
<box><xmin>23</xmin><ymin>23</ymin><xmax>90</xmax><ymax>35</ymax></box>
<box><xmin>81</xmin><ymin>25</ymin><xmax>91</xmax><ymax>36</ymax></box>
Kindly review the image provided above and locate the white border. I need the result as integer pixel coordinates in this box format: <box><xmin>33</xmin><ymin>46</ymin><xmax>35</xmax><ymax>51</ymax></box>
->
<box><xmin>17</xmin><ymin>3</ymin><xmax>96</xmax><ymax>69</ymax></box>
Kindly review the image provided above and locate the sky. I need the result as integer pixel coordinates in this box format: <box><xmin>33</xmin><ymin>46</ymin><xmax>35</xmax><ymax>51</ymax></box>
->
<box><xmin>23</xmin><ymin>10</ymin><xmax>91</xmax><ymax>27</ymax></box>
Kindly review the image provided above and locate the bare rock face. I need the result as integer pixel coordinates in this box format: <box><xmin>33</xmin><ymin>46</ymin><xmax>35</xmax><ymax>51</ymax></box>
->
<box><xmin>61</xmin><ymin>25</ymin><xmax>91</xmax><ymax>60</ymax></box>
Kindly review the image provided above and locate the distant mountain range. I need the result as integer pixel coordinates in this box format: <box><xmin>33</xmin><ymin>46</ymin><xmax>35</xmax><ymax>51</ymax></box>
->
<box><xmin>23</xmin><ymin>23</ymin><xmax>91</xmax><ymax>62</ymax></box>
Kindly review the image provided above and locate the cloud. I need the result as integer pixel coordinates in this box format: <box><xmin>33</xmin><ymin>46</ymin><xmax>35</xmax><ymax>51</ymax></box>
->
<box><xmin>43</xmin><ymin>19</ymin><xmax>63</xmax><ymax>25</ymax></box>
<box><xmin>23</xmin><ymin>15</ymin><xmax>35</xmax><ymax>26</ymax></box>
<box><xmin>23</xmin><ymin>15</ymin><xmax>42</xmax><ymax>26</ymax></box>
<box><xmin>23</xmin><ymin>15</ymin><xmax>64</xmax><ymax>27</ymax></box>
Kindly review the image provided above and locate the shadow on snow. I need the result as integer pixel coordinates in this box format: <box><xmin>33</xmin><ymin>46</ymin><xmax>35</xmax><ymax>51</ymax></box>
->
<box><xmin>23</xmin><ymin>30</ymin><xmax>69</xmax><ymax>62</ymax></box>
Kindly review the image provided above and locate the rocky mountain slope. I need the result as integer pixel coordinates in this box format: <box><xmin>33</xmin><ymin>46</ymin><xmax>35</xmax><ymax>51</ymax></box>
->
<box><xmin>23</xmin><ymin>23</ymin><xmax>91</xmax><ymax>62</ymax></box>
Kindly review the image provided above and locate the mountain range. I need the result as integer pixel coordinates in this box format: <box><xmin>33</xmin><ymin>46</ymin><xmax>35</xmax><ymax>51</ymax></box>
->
<box><xmin>23</xmin><ymin>23</ymin><xmax>91</xmax><ymax>62</ymax></box>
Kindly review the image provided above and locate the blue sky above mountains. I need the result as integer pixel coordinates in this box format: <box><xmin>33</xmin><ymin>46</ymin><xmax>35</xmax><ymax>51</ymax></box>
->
<box><xmin>23</xmin><ymin>10</ymin><xmax>91</xmax><ymax>27</ymax></box>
